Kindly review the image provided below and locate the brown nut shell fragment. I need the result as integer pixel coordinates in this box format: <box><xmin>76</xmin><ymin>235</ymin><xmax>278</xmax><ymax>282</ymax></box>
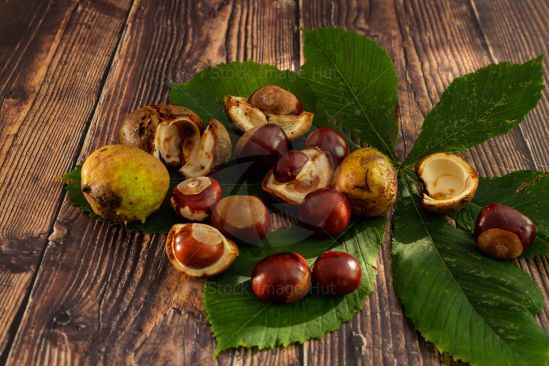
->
<box><xmin>415</xmin><ymin>152</ymin><xmax>478</xmax><ymax>215</ymax></box>
<box><xmin>179</xmin><ymin>119</ymin><xmax>232</xmax><ymax>178</ymax></box>
<box><xmin>119</xmin><ymin>104</ymin><xmax>202</xmax><ymax>167</ymax></box>
<box><xmin>165</xmin><ymin>223</ymin><xmax>238</xmax><ymax>278</ymax></box>
<box><xmin>262</xmin><ymin>147</ymin><xmax>334</xmax><ymax>205</ymax></box>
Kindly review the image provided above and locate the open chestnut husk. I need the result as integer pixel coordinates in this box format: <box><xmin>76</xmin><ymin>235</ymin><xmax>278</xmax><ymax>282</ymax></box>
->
<box><xmin>332</xmin><ymin>147</ymin><xmax>397</xmax><ymax>216</ymax></box>
<box><xmin>179</xmin><ymin>119</ymin><xmax>232</xmax><ymax>178</ymax></box>
<box><xmin>474</xmin><ymin>203</ymin><xmax>536</xmax><ymax>260</ymax></box>
<box><xmin>312</xmin><ymin>251</ymin><xmax>362</xmax><ymax>295</ymax></box>
<box><xmin>224</xmin><ymin>85</ymin><xmax>313</xmax><ymax>140</ymax></box>
<box><xmin>170</xmin><ymin>177</ymin><xmax>222</xmax><ymax>221</ymax></box>
<box><xmin>119</xmin><ymin>105</ymin><xmax>202</xmax><ymax>167</ymax></box>
<box><xmin>211</xmin><ymin>195</ymin><xmax>271</xmax><ymax>245</ymax></box>
<box><xmin>165</xmin><ymin>223</ymin><xmax>238</xmax><ymax>277</ymax></box>
<box><xmin>263</xmin><ymin>147</ymin><xmax>334</xmax><ymax>205</ymax></box>
<box><xmin>298</xmin><ymin>188</ymin><xmax>351</xmax><ymax>237</ymax></box>
<box><xmin>119</xmin><ymin>106</ymin><xmax>231</xmax><ymax>178</ymax></box>
<box><xmin>415</xmin><ymin>152</ymin><xmax>478</xmax><ymax>215</ymax></box>
<box><xmin>251</xmin><ymin>252</ymin><xmax>312</xmax><ymax>304</ymax></box>
<box><xmin>304</xmin><ymin>128</ymin><xmax>349</xmax><ymax>166</ymax></box>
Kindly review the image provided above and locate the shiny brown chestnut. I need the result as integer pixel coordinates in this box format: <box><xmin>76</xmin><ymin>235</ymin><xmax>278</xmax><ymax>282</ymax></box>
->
<box><xmin>312</xmin><ymin>251</ymin><xmax>362</xmax><ymax>295</ymax></box>
<box><xmin>304</xmin><ymin>128</ymin><xmax>349</xmax><ymax>166</ymax></box>
<box><xmin>211</xmin><ymin>195</ymin><xmax>271</xmax><ymax>245</ymax></box>
<box><xmin>235</xmin><ymin>124</ymin><xmax>289</xmax><ymax>168</ymax></box>
<box><xmin>170</xmin><ymin>177</ymin><xmax>222</xmax><ymax>221</ymax></box>
<box><xmin>474</xmin><ymin>203</ymin><xmax>536</xmax><ymax>260</ymax></box>
<box><xmin>251</xmin><ymin>252</ymin><xmax>312</xmax><ymax>304</ymax></box>
<box><xmin>273</xmin><ymin>150</ymin><xmax>310</xmax><ymax>183</ymax></box>
<box><xmin>165</xmin><ymin>223</ymin><xmax>238</xmax><ymax>277</ymax></box>
<box><xmin>298</xmin><ymin>188</ymin><xmax>351</xmax><ymax>237</ymax></box>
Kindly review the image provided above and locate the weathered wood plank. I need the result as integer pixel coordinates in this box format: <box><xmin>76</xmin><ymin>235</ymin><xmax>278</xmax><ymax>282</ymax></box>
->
<box><xmin>0</xmin><ymin>0</ymin><xmax>133</xmax><ymax>358</ymax></box>
<box><xmin>5</xmin><ymin>0</ymin><xmax>302</xmax><ymax>365</ymax></box>
<box><xmin>470</xmin><ymin>0</ymin><xmax>549</xmax><ymax>170</ymax></box>
<box><xmin>301</xmin><ymin>0</ymin><xmax>548</xmax><ymax>365</ymax></box>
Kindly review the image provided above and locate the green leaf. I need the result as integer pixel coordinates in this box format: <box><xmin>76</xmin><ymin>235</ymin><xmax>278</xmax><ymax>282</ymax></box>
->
<box><xmin>453</xmin><ymin>171</ymin><xmax>549</xmax><ymax>258</ymax></box>
<box><xmin>62</xmin><ymin>164</ymin><xmax>183</xmax><ymax>234</ymax></box>
<box><xmin>204</xmin><ymin>216</ymin><xmax>386</xmax><ymax>356</ymax></box>
<box><xmin>301</xmin><ymin>27</ymin><xmax>399</xmax><ymax>158</ymax></box>
<box><xmin>169</xmin><ymin>61</ymin><xmax>315</xmax><ymax>131</ymax></box>
<box><xmin>392</xmin><ymin>172</ymin><xmax>549</xmax><ymax>366</ymax></box>
<box><xmin>405</xmin><ymin>56</ymin><xmax>544</xmax><ymax>164</ymax></box>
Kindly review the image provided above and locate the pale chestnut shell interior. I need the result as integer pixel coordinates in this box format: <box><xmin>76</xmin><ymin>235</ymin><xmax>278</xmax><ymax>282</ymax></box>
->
<box><xmin>179</xmin><ymin>120</ymin><xmax>232</xmax><ymax>178</ymax></box>
<box><xmin>224</xmin><ymin>95</ymin><xmax>313</xmax><ymax>139</ymax></box>
<box><xmin>154</xmin><ymin>118</ymin><xmax>200</xmax><ymax>167</ymax></box>
<box><xmin>165</xmin><ymin>223</ymin><xmax>238</xmax><ymax>278</ymax></box>
<box><xmin>262</xmin><ymin>147</ymin><xmax>334</xmax><ymax>205</ymax></box>
<box><xmin>417</xmin><ymin>153</ymin><xmax>478</xmax><ymax>214</ymax></box>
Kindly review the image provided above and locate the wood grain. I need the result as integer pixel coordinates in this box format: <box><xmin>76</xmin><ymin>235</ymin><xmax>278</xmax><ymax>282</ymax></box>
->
<box><xmin>0</xmin><ymin>0</ymin><xmax>133</xmax><ymax>357</ymax></box>
<box><xmin>5</xmin><ymin>0</ymin><xmax>302</xmax><ymax>365</ymax></box>
<box><xmin>301</xmin><ymin>0</ymin><xmax>548</xmax><ymax>365</ymax></box>
<box><xmin>1</xmin><ymin>0</ymin><xmax>547</xmax><ymax>365</ymax></box>
<box><xmin>470</xmin><ymin>0</ymin><xmax>549</xmax><ymax>171</ymax></box>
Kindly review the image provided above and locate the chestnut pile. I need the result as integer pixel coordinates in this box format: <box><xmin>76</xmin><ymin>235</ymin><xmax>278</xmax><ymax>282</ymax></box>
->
<box><xmin>80</xmin><ymin>84</ymin><xmax>403</xmax><ymax>304</ymax></box>
<box><xmin>414</xmin><ymin>152</ymin><xmax>537</xmax><ymax>260</ymax></box>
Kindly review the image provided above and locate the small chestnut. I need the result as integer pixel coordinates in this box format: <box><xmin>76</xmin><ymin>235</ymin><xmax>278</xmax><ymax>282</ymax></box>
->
<box><xmin>304</xmin><ymin>128</ymin><xmax>349</xmax><ymax>166</ymax></box>
<box><xmin>251</xmin><ymin>252</ymin><xmax>312</xmax><ymax>303</ymax></box>
<box><xmin>211</xmin><ymin>195</ymin><xmax>271</xmax><ymax>245</ymax></box>
<box><xmin>170</xmin><ymin>177</ymin><xmax>222</xmax><ymax>221</ymax></box>
<box><xmin>248</xmin><ymin>85</ymin><xmax>304</xmax><ymax>116</ymax></box>
<box><xmin>298</xmin><ymin>188</ymin><xmax>351</xmax><ymax>237</ymax></box>
<box><xmin>165</xmin><ymin>223</ymin><xmax>238</xmax><ymax>277</ymax></box>
<box><xmin>474</xmin><ymin>203</ymin><xmax>536</xmax><ymax>260</ymax></box>
<box><xmin>312</xmin><ymin>251</ymin><xmax>362</xmax><ymax>295</ymax></box>
<box><xmin>273</xmin><ymin>150</ymin><xmax>310</xmax><ymax>183</ymax></box>
<box><xmin>235</xmin><ymin>124</ymin><xmax>288</xmax><ymax>167</ymax></box>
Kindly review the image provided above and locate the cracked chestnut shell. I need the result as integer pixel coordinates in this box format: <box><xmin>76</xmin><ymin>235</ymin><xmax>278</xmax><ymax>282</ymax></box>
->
<box><xmin>332</xmin><ymin>147</ymin><xmax>397</xmax><ymax>216</ymax></box>
<box><xmin>119</xmin><ymin>104</ymin><xmax>202</xmax><ymax>167</ymax></box>
<box><xmin>211</xmin><ymin>195</ymin><xmax>271</xmax><ymax>245</ymax></box>
<box><xmin>251</xmin><ymin>252</ymin><xmax>312</xmax><ymax>304</ymax></box>
<box><xmin>474</xmin><ymin>203</ymin><xmax>536</xmax><ymax>259</ymax></box>
<box><xmin>170</xmin><ymin>177</ymin><xmax>222</xmax><ymax>221</ymax></box>
<box><xmin>224</xmin><ymin>85</ymin><xmax>313</xmax><ymax>139</ymax></box>
<box><xmin>415</xmin><ymin>152</ymin><xmax>479</xmax><ymax>215</ymax></box>
<box><xmin>179</xmin><ymin>119</ymin><xmax>232</xmax><ymax>178</ymax></box>
<box><xmin>263</xmin><ymin>147</ymin><xmax>334</xmax><ymax>205</ymax></box>
<box><xmin>165</xmin><ymin>223</ymin><xmax>238</xmax><ymax>277</ymax></box>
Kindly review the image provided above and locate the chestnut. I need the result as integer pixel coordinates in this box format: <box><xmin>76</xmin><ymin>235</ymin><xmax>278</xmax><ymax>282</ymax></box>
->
<box><xmin>170</xmin><ymin>177</ymin><xmax>222</xmax><ymax>221</ymax></box>
<box><xmin>312</xmin><ymin>251</ymin><xmax>362</xmax><ymax>295</ymax></box>
<box><xmin>165</xmin><ymin>223</ymin><xmax>238</xmax><ymax>277</ymax></box>
<box><xmin>235</xmin><ymin>124</ymin><xmax>288</xmax><ymax>167</ymax></box>
<box><xmin>304</xmin><ymin>128</ymin><xmax>349</xmax><ymax>166</ymax></box>
<box><xmin>297</xmin><ymin>188</ymin><xmax>351</xmax><ymax>237</ymax></box>
<box><xmin>474</xmin><ymin>203</ymin><xmax>536</xmax><ymax>260</ymax></box>
<box><xmin>248</xmin><ymin>85</ymin><xmax>304</xmax><ymax>116</ymax></box>
<box><xmin>251</xmin><ymin>252</ymin><xmax>312</xmax><ymax>304</ymax></box>
<box><xmin>211</xmin><ymin>195</ymin><xmax>271</xmax><ymax>245</ymax></box>
<box><xmin>273</xmin><ymin>150</ymin><xmax>310</xmax><ymax>183</ymax></box>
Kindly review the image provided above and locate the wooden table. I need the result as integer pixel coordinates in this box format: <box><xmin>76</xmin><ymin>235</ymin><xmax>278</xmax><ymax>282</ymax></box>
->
<box><xmin>1</xmin><ymin>0</ymin><xmax>548</xmax><ymax>364</ymax></box>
